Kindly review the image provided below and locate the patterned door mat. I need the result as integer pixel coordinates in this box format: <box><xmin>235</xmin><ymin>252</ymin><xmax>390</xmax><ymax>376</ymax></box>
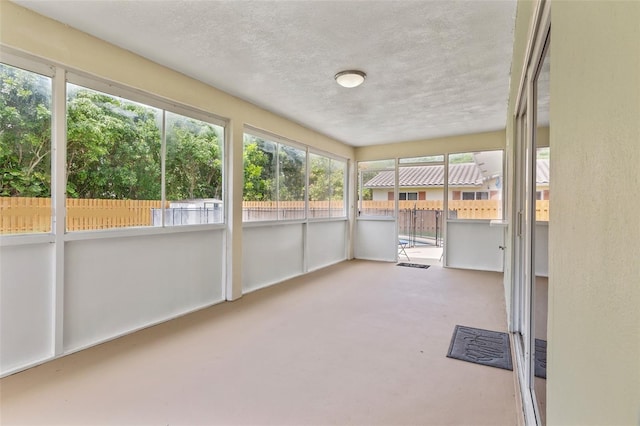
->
<box><xmin>447</xmin><ymin>325</ymin><xmax>513</xmax><ymax>371</ymax></box>
<box><xmin>397</xmin><ymin>262</ymin><xmax>430</xmax><ymax>269</ymax></box>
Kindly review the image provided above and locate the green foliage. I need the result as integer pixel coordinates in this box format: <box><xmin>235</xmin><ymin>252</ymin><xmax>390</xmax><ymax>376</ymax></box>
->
<box><xmin>165</xmin><ymin>113</ymin><xmax>222</xmax><ymax>200</ymax></box>
<box><xmin>243</xmin><ymin>136</ymin><xmax>275</xmax><ymax>201</ymax></box>
<box><xmin>308</xmin><ymin>155</ymin><xmax>345</xmax><ymax>201</ymax></box>
<box><xmin>449</xmin><ymin>152</ymin><xmax>474</xmax><ymax>163</ymax></box>
<box><xmin>1</xmin><ymin>64</ymin><xmax>226</xmax><ymax>202</ymax></box>
<box><xmin>2</xmin><ymin>63</ymin><xmax>346</xmax><ymax>205</ymax></box>
<box><xmin>66</xmin><ymin>87</ymin><xmax>162</xmax><ymax>199</ymax></box>
<box><xmin>0</xmin><ymin>63</ymin><xmax>51</xmax><ymax>197</ymax></box>
<box><xmin>278</xmin><ymin>144</ymin><xmax>305</xmax><ymax>201</ymax></box>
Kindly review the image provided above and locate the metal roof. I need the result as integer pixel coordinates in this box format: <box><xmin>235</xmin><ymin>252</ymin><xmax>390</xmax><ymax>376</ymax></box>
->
<box><xmin>364</xmin><ymin>163</ymin><xmax>482</xmax><ymax>188</ymax></box>
<box><xmin>364</xmin><ymin>159</ymin><xmax>549</xmax><ymax>188</ymax></box>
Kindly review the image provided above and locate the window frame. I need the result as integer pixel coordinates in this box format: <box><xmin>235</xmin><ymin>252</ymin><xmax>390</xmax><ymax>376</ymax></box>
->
<box><xmin>242</xmin><ymin>126</ymin><xmax>348</xmax><ymax>223</ymax></box>
<box><xmin>65</xmin><ymin>74</ymin><xmax>228</xmax><ymax>232</ymax></box>
<box><xmin>308</xmin><ymin>150</ymin><xmax>348</xmax><ymax>220</ymax></box>
<box><xmin>0</xmin><ymin>49</ymin><xmax>230</xmax><ymax>242</ymax></box>
<box><xmin>0</xmin><ymin>57</ymin><xmax>55</xmax><ymax>236</ymax></box>
<box><xmin>399</xmin><ymin>191</ymin><xmax>418</xmax><ymax>201</ymax></box>
<box><xmin>462</xmin><ymin>191</ymin><xmax>490</xmax><ymax>201</ymax></box>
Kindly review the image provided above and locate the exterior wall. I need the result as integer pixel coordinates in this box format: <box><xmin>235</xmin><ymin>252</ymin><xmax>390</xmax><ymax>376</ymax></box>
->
<box><xmin>371</xmin><ymin>178</ymin><xmax>503</xmax><ymax>202</ymax></box>
<box><xmin>546</xmin><ymin>2</ymin><xmax>640</xmax><ymax>424</ymax></box>
<box><xmin>372</xmin><ymin>186</ymin><xmax>487</xmax><ymax>201</ymax></box>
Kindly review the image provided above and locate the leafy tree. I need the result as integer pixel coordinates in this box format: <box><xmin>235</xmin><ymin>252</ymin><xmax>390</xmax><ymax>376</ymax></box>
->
<box><xmin>66</xmin><ymin>86</ymin><xmax>161</xmax><ymax>199</ymax></box>
<box><xmin>309</xmin><ymin>155</ymin><xmax>330</xmax><ymax>201</ymax></box>
<box><xmin>3</xmin><ymin>64</ymin><xmax>329</xmax><ymax>205</ymax></box>
<box><xmin>329</xmin><ymin>160</ymin><xmax>345</xmax><ymax>201</ymax></box>
<box><xmin>0</xmin><ymin>63</ymin><xmax>51</xmax><ymax>197</ymax></box>
<box><xmin>278</xmin><ymin>144</ymin><xmax>305</xmax><ymax>201</ymax></box>
<box><xmin>166</xmin><ymin>114</ymin><xmax>222</xmax><ymax>200</ymax></box>
<box><xmin>243</xmin><ymin>136</ymin><xmax>275</xmax><ymax>201</ymax></box>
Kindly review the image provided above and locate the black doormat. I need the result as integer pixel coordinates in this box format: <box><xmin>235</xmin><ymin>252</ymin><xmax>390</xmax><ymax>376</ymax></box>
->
<box><xmin>447</xmin><ymin>325</ymin><xmax>513</xmax><ymax>371</ymax></box>
<box><xmin>534</xmin><ymin>338</ymin><xmax>547</xmax><ymax>379</ymax></box>
<box><xmin>397</xmin><ymin>262</ymin><xmax>430</xmax><ymax>269</ymax></box>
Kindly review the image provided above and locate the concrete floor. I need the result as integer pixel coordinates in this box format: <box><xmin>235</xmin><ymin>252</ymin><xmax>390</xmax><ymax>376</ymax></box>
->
<box><xmin>1</xmin><ymin>261</ymin><xmax>520</xmax><ymax>425</ymax></box>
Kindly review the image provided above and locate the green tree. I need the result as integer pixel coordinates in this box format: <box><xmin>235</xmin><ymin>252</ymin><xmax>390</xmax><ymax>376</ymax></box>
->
<box><xmin>66</xmin><ymin>87</ymin><xmax>161</xmax><ymax>199</ymax></box>
<box><xmin>309</xmin><ymin>155</ymin><xmax>330</xmax><ymax>201</ymax></box>
<box><xmin>243</xmin><ymin>136</ymin><xmax>275</xmax><ymax>201</ymax></box>
<box><xmin>0</xmin><ymin>64</ymin><xmax>51</xmax><ymax>197</ymax></box>
<box><xmin>278</xmin><ymin>144</ymin><xmax>305</xmax><ymax>201</ymax></box>
<box><xmin>165</xmin><ymin>114</ymin><xmax>222</xmax><ymax>200</ymax></box>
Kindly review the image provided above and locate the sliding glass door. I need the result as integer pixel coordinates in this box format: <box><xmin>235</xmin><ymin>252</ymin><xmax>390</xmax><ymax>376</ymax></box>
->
<box><xmin>512</xmin><ymin>5</ymin><xmax>550</xmax><ymax>424</ymax></box>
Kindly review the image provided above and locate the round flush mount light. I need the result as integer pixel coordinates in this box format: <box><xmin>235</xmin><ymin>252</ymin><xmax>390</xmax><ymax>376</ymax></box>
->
<box><xmin>335</xmin><ymin>70</ymin><xmax>366</xmax><ymax>88</ymax></box>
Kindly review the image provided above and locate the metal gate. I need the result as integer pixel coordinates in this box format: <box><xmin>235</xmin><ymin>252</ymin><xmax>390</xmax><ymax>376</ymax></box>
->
<box><xmin>398</xmin><ymin>207</ymin><xmax>443</xmax><ymax>247</ymax></box>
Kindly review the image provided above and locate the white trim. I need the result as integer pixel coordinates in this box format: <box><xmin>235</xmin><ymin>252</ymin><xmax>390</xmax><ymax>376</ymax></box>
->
<box><xmin>355</xmin><ymin>216</ymin><xmax>395</xmax><ymax>222</ymax></box>
<box><xmin>0</xmin><ymin>47</ymin><xmax>55</xmax><ymax>77</ymax></box>
<box><xmin>510</xmin><ymin>1</ymin><xmax>551</xmax><ymax>424</ymax></box>
<box><xmin>66</xmin><ymin>71</ymin><xmax>227</xmax><ymax>128</ymax></box>
<box><xmin>0</xmin><ymin>234</ymin><xmax>54</xmax><ymax>247</ymax></box>
<box><xmin>244</xmin><ymin>125</ymin><xmax>308</xmax><ymax>153</ymax></box>
<box><xmin>63</xmin><ymin>223</ymin><xmax>225</xmax><ymax>242</ymax></box>
<box><xmin>51</xmin><ymin>66</ymin><xmax>67</xmax><ymax>356</ymax></box>
<box><xmin>308</xmin><ymin>146</ymin><xmax>349</xmax><ymax>163</ymax></box>
<box><xmin>513</xmin><ymin>333</ymin><xmax>538</xmax><ymax>425</ymax></box>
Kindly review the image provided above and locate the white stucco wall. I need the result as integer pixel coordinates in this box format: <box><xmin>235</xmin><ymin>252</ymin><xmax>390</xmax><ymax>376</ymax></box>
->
<box><xmin>548</xmin><ymin>2</ymin><xmax>640</xmax><ymax>424</ymax></box>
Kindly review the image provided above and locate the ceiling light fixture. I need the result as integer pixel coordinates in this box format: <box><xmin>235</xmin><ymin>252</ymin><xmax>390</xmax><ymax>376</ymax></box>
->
<box><xmin>335</xmin><ymin>70</ymin><xmax>366</xmax><ymax>88</ymax></box>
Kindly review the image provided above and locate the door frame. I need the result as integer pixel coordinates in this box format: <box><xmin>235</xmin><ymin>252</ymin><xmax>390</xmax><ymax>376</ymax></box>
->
<box><xmin>510</xmin><ymin>0</ymin><xmax>551</xmax><ymax>424</ymax></box>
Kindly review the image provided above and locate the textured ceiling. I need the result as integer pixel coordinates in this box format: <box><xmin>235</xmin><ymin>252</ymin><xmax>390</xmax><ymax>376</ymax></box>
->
<box><xmin>15</xmin><ymin>0</ymin><xmax>517</xmax><ymax>147</ymax></box>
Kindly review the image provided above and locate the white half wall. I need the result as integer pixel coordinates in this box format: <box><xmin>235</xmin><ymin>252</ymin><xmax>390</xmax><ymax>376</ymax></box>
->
<box><xmin>446</xmin><ymin>220</ymin><xmax>504</xmax><ymax>271</ymax></box>
<box><xmin>354</xmin><ymin>219</ymin><xmax>397</xmax><ymax>262</ymax></box>
<box><xmin>0</xmin><ymin>243</ymin><xmax>53</xmax><ymax>374</ymax></box>
<box><xmin>64</xmin><ymin>230</ymin><xmax>224</xmax><ymax>352</ymax></box>
<box><xmin>307</xmin><ymin>220</ymin><xmax>347</xmax><ymax>271</ymax></box>
<box><xmin>242</xmin><ymin>223</ymin><xmax>304</xmax><ymax>292</ymax></box>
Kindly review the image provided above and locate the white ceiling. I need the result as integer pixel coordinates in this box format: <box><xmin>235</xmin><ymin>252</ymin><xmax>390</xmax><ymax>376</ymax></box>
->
<box><xmin>15</xmin><ymin>0</ymin><xmax>517</xmax><ymax>147</ymax></box>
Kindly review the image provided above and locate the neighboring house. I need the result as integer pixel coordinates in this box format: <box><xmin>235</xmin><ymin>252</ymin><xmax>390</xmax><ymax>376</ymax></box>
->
<box><xmin>364</xmin><ymin>159</ymin><xmax>549</xmax><ymax>202</ymax></box>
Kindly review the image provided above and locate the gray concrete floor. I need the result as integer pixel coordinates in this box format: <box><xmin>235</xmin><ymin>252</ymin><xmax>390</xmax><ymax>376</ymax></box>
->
<box><xmin>1</xmin><ymin>261</ymin><xmax>519</xmax><ymax>425</ymax></box>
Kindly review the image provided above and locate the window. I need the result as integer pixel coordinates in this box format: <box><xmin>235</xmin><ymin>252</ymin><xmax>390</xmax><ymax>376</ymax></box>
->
<box><xmin>66</xmin><ymin>83</ymin><xmax>224</xmax><ymax>231</ymax></box>
<box><xmin>242</xmin><ymin>132</ymin><xmax>347</xmax><ymax>222</ymax></box>
<box><xmin>309</xmin><ymin>153</ymin><xmax>346</xmax><ymax>218</ymax></box>
<box><xmin>448</xmin><ymin>150</ymin><xmax>503</xmax><ymax>219</ymax></box>
<box><xmin>358</xmin><ymin>159</ymin><xmax>395</xmax><ymax>217</ymax></box>
<box><xmin>164</xmin><ymin>111</ymin><xmax>224</xmax><ymax>226</ymax></box>
<box><xmin>399</xmin><ymin>192</ymin><xmax>418</xmax><ymax>201</ymax></box>
<box><xmin>462</xmin><ymin>191</ymin><xmax>489</xmax><ymax>200</ymax></box>
<box><xmin>278</xmin><ymin>143</ymin><xmax>306</xmax><ymax>220</ymax></box>
<box><xmin>0</xmin><ymin>63</ymin><xmax>52</xmax><ymax>234</ymax></box>
<box><xmin>243</xmin><ymin>133</ymin><xmax>305</xmax><ymax>221</ymax></box>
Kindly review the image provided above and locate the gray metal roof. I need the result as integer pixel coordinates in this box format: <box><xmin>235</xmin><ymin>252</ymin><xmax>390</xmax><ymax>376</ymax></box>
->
<box><xmin>364</xmin><ymin>163</ymin><xmax>482</xmax><ymax>188</ymax></box>
<box><xmin>364</xmin><ymin>159</ymin><xmax>549</xmax><ymax>188</ymax></box>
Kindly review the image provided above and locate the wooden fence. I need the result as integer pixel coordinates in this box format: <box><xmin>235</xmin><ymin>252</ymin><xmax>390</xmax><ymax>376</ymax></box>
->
<box><xmin>0</xmin><ymin>197</ymin><xmax>550</xmax><ymax>234</ymax></box>
<box><xmin>242</xmin><ymin>200</ymin><xmax>346</xmax><ymax>221</ymax></box>
<box><xmin>0</xmin><ymin>197</ymin><xmax>164</xmax><ymax>234</ymax></box>
<box><xmin>360</xmin><ymin>200</ymin><xmax>502</xmax><ymax>220</ymax></box>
